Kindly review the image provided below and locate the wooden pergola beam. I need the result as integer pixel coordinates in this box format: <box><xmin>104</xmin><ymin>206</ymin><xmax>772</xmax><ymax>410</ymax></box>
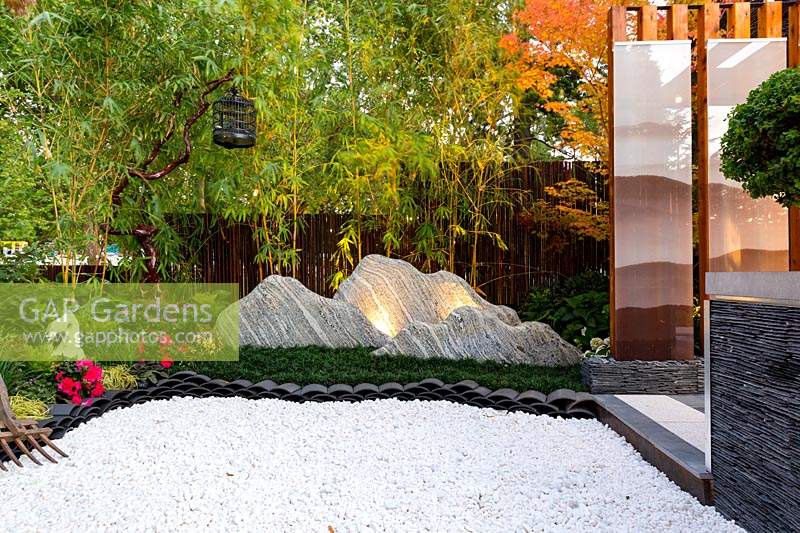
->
<box><xmin>697</xmin><ymin>3</ymin><xmax>720</xmax><ymax>304</ymax></box>
<box><xmin>667</xmin><ymin>5</ymin><xmax>689</xmax><ymax>40</ymax></box>
<box><xmin>757</xmin><ymin>0</ymin><xmax>783</xmax><ymax>38</ymax></box>
<box><xmin>790</xmin><ymin>4</ymin><xmax>800</xmax><ymax>271</ymax></box>
<box><xmin>729</xmin><ymin>3</ymin><xmax>751</xmax><ymax>38</ymax></box>
<box><xmin>638</xmin><ymin>5</ymin><xmax>658</xmax><ymax>41</ymax></box>
<box><xmin>608</xmin><ymin>5</ymin><xmax>626</xmax><ymax>359</ymax></box>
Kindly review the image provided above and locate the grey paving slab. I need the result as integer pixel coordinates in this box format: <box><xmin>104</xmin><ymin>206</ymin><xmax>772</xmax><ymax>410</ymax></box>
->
<box><xmin>670</xmin><ymin>394</ymin><xmax>705</xmax><ymax>413</ymax></box>
<box><xmin>594</xmin><ymin>394</ymin><xmax>708</xmax><ymax>476</ymax></box>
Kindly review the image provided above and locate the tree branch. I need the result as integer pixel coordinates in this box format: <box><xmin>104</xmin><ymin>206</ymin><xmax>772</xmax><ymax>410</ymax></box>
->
<box><xmin>114</xmin><ymin>69</ymin><xmax>234</xmax><ymax>204</ymax></box>
<box><xmin>107</xmin><ymin>70</ymin><xmax>236</xmax><ymax>282</ymax></box>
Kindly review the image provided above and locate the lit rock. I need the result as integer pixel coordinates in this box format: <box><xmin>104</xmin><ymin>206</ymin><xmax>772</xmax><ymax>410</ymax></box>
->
<box><xmin>334</xmin><ymin>254</ymin><xmax>519</xmax><ymax>337</ymax></box>
<box><xmin>217</xmin><ymin>275</ymin><xmax>388</xmax><ymax>349</ymax></box>
<box><xmin>372</xmin><ymin>306</ymin><xmax>582</xmax><ymax>366</ymax></box>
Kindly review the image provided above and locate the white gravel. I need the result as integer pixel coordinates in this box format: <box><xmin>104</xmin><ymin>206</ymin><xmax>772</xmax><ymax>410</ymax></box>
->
<box><xmin>1</xmin><ymin>397</ymin><xmax>742</xmax><ymax>533</ymax></box>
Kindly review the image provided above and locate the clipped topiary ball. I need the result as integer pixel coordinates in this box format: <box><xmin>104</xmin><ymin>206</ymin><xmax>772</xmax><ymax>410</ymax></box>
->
<box><xmin>720</xmin><ymin>67</ymin><xmax>800</xmax><ymax>207</ymax></box>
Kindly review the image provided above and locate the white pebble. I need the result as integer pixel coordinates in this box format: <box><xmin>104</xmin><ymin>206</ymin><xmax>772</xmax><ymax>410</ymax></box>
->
<box><xmin>0</xmin><ymin>397</ymin><xmax>743</xmax><ymax>532</ymax></box>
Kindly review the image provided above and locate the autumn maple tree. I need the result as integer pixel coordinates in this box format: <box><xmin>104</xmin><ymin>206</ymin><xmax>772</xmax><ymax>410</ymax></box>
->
<box><xmin>502</xmin><ymin>0</ymin><xmax>628</xmax><ymax>245</ymax></box>
<box><xmin>502</xmin><ymin>0</ymin><xmax>624</xmax><ymax>164</ymax></box>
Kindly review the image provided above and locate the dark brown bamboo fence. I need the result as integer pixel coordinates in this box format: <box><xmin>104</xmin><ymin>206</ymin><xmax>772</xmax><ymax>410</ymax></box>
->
<box><xmin>197</xmin><ymin>161</ymin><xmax>608</xmax><ymax>306</ymax></box>
<box><xmin>43</xmin><ymin>161</ymin><xmax>608</xmax><ymax>307</ymax></box>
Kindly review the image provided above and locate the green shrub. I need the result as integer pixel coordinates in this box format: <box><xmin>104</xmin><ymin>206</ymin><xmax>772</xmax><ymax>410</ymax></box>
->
<box><xmin>0</xmin><ymin>243</ymin><xmax>47</xmax><ymax>283</ymax></box>
<box><xmin>0</xmin><ymin>360</ymin><xmax>24</xmax><ymax>390</ymax></box>
<box><xmin>721</xmin><ymin>67</ymin><xmax>800</xmax><ymax>207</ymax></box>
<box><xmin>0</xmin><ymin>361</ymin><xmax>55</xmax><ymax>404</ymax></box>
<box><xmin>520</xmin><ymin>271</ymin><xmax>609</xmax><ymax>349</ymax></box>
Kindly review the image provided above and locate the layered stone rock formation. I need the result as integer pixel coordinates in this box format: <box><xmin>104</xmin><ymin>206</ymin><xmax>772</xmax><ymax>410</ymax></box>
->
<box><xmin>224</xmin><ymin>255</ymin><xmax>581</xmax><ymax>366</ymax></box>
<box><xmin>216</xmin><ymin>275</ymin><xmax>388</xmax><ymax>349</ymax></box>
<box><xmin>372</xmin><ymin>306</ymin><xmax>581</xmax><ymax>366</ymax></box>
<box><xmin>334</xmin><ymin>254</ymin><xmax>519</xmax><ymax>337</ymax></box>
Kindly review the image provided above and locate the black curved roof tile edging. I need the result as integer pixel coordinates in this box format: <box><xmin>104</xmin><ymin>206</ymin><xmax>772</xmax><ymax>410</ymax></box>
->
<box><xmin>26</xmin><ymin>372</ymin><xmax>599</xmax><ymax>445</ymax></box>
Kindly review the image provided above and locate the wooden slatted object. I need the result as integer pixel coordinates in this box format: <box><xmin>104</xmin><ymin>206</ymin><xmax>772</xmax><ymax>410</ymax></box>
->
<box><xmin>789</xmin><ymin>3</ymin><xmax>800</xmax><ymax>271</ymax></box>
<box><xmin>697</xmin><ymin>3</ymin><xmax>721</xmax><ymax>304</ymax></box>
<box><xmin>607</xmin><ymin>6</ymin><xmax>626</xmax><ymax>359</ymax></box>
<box><xmin>611</xmin><ymin>2</ymin><xmax>800</xmax><ymax>357</ymax></box>
<box><xmin>0</xmin><ymin>376</ymin><xmax>67</xmax><ymax>470</ymax></box>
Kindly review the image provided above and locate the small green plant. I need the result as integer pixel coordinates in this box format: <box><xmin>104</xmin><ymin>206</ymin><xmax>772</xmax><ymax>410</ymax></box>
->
<box><xmin>552</xmin><ymin>291</ymin><xmax>610</xmax><ymax>348</ymax></box>
<box><xmin>583</xmin><ymin>337</ymin><xmax>611</xmax><ymax>359</ymax></box>
<box><xmin>0</xmin><ymin>361</ymin><xmax>24</xmax><ymax>391</ymax></box>
<box><xmin>129</xmin><ymin>361</ymin><xmax>169</xmax><ymax>386</ymax></box>
<box><xmin>0</xmin><ymin>361</ymin><xmax>55</xmax><ymax>404</ymax></box>
<box><xmin>721</xmin><ymin>67</ymin><xmax>800</xmax><ymax>207</ymax></box>
<box><xmin>102</xmin><ymin>365</ymin><xmax>139</xmax><ymax>390</ymax></box>
<box><xmin>10</xmin><ymin>394</ymin><xmax>49</xmax><ymax>420</ymax></box>
<box><xmin>520</xmin><ymin>271</ymin><xmax>609</xmax><ymax>349</ymax></box>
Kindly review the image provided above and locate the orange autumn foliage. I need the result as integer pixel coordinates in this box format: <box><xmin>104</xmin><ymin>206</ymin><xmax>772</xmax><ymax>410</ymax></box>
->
<box><xmin>502</xmin><ymin>0</ymin><xmax>646</xmax><ymax>164</ymax></box>
<box><xmin>520</xmin><ymin>178</ymin><xmax>609</xmax><ymax>251</ymax></box>
<box><xmin>3</xmin><ymin>0</ymin><xmax>35</xmax><ymax>15</ymax></box>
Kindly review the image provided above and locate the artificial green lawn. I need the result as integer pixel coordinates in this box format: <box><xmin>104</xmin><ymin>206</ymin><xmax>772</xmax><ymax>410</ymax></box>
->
<box><xmin>172</xmin><ymin>346</ymin><xmax>586</xmax><ymax>393</ymax></box>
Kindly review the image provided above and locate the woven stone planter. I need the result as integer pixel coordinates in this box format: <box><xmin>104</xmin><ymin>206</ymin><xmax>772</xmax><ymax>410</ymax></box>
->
<box><xmin>581</xmin><ymin>357</ymin><xmax>703</xmax><ymax>394</ymax></box>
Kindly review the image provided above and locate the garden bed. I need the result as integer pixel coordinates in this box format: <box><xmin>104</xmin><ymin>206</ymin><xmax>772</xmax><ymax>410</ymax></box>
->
<box><xmin>172</xmin><ymin>346</ymin><xmax>586</xmax><ymax>393</ymax></box>
<box><xmin>1</xmin><ymin>347</ymin><xmax>586</xmax><ymax>416</ymax></box>
<box><xmin>1</xmin><ymin>396</ymin><xmax>741</xmax><ymax>532</ymax></box>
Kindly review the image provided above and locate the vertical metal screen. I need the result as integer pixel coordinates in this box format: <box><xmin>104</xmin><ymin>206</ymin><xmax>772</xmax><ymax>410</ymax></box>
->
<box><xmin>613</xmin><ymin>41</ymin><xmax>694</xmax><ymax>360</ymax></box>
<box><xmin>707</xmin><ymin>38</ymin><xmax>788</xmax><ymax>273</ymax></box>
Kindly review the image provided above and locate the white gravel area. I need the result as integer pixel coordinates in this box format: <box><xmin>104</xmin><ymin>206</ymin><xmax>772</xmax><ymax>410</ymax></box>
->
<box><xmin>1</xmin><ymin>397</ymin><xmax>742</xmax><ymax>532</ymax></box>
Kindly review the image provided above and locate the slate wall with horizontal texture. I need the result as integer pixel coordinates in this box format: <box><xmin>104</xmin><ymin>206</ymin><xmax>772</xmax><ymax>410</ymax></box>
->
<box><xmin>582</xmin><ymin>358</ymin><xmax>703</xmax><ymax>394</ymax></box>
<box><xmin>709</xmin><ymin>299</ymin><xmax>800</xmax><ymax>533</ymax></box>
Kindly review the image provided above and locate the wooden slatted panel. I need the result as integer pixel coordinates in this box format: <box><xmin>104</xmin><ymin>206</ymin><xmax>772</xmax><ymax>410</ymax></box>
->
<box><xmin>638</xmin><ymin>5</ymin><xmax>658</xmax><ymax>41</ymax></box>
<box><xmin>729</xmin><ymin>3</ymin><xmax>752</xmax><ymax>39</ymax></box>
<box><xmin>758</xmin><ymin>1</ymin><xmax>783</xmax><ymax>38</ymax></box>
<box><xmin>789</xmin><ymin>4</ymin><xmax>800</xmax><ymax>271</ymax></box>
<box><xmin>667</xmin><ymin>5</ymin><xmax>689</xmax><ymax>40</ymax></box>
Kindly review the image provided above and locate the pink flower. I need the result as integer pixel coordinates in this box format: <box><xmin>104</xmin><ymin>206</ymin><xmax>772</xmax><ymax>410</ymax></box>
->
<box><xmin>59</xmin><ymin>377</ymin><xmax>80</xmax><ymax>395</ymax></box>
<box><xmin>83</xmin><ymin>365</ymin><xmax>103</xmax><ymax>383</ymax></box>
<box><xmin>91</xmin><ymin>382</ymin><xmax>105</xmax><ymax>397</ymax></box>
<box><xmin>160</xmin><ymin>358</ymin><xmax>173</xmax><ymax>369</ymax></box>
<box><xmin>76</xmin><ymin>360</ymin><xmax>93</xmax><ymax>370</ymax></box>
<box><xmin>70</xmin><ymin>394</ymin><xmax>83</xmax><ymax>405</ymax></box>
<box><xmin>80</xmin><ymin>398</ymin><xmax>93</xmax><ymax>407</ymax></box>
<box><xmin>55</xmin><ymin>371</ymin><xmax>64</xmax><ymax>382</ymax></box>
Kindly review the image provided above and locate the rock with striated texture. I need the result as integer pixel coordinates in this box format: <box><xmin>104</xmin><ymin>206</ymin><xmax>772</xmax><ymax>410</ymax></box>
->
<box><xmin>217</xmin><ymin>275</ymin><xmax>388</xmax><ymax>349</ymax></box>
<box><xmin>372</xmin><ymin>306</ymin><xmax>582</xmax><ymax>366</ymax></box>
<box><xmin>334</xmin><ymin>254</ymin><xmax>519</xmax><ymax>337</ymax></box>
<box><xmin>219</xmin><ymin>256</ymin><xmax>582</xmax><ymax>366</ymax></box>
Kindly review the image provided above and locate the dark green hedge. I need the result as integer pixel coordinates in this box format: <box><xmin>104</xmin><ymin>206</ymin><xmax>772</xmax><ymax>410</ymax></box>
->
<box><xmin>172</xmin><ymin>346</ymin><xmax>585</xmax><ymax>393</ymax></box>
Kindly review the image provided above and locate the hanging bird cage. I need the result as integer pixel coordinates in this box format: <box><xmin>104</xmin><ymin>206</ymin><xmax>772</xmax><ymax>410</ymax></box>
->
<box><xmin>212</xmin><ymin>87</ymin><xmax>256</xmax><ymax>149</ymax></box>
